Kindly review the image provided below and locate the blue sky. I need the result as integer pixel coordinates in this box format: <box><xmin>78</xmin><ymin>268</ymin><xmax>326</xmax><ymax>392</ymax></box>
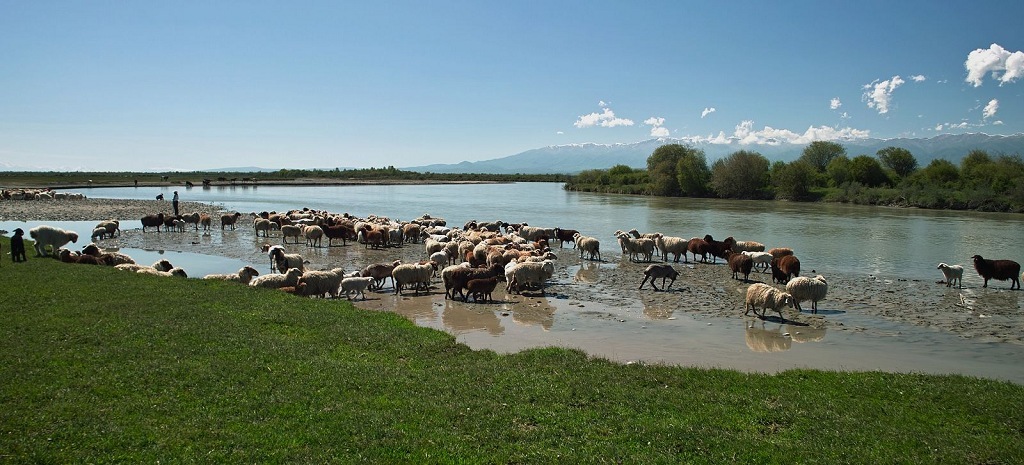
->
<box><xmin>1</xmin><ymin>1</ymin><xmax>1022</xmax><ymax>171</ymax></box>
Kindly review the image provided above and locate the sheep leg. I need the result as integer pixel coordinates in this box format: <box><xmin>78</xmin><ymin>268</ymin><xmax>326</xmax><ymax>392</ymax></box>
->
<box><xmin>639</xmin><ymin>275</ymin><xmax>651</xmax><ymax>290</ymax></box>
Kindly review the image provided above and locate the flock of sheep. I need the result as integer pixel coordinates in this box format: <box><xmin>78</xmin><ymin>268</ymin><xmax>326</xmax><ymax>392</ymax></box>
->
<box><xmin>14</xmin><ymin>206</ymin><xmax>1023</xmax><ymax>323</ymax></box>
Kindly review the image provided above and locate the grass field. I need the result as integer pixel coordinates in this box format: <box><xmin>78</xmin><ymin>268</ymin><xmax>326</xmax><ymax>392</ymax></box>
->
<box><xmin>2</xmin><ymin>235</ymin><xmax>1023</xmax><ymax>463</ymax></box>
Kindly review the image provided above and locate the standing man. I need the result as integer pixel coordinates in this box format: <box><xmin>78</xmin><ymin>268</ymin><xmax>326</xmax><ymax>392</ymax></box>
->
<box><xmin>172</xmin><ymin>191</ymin><xmax>179</xmax><ymax>217</ymax></box>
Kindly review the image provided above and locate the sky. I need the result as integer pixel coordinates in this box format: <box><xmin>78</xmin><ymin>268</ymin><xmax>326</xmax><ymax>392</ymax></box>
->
<box><xmin>1</xmin><ymin>1</ymin><xmax>1023</xmax><ymax>172</ymax></box>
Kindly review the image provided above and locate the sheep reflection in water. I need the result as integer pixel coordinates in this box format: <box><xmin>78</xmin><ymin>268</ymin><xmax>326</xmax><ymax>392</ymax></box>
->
<box><xmin>442</xmin><ymin>299</ymin><xmax>504</xmax><ymax>335</ymax></box>
<box><xmin>744</xmin><ymin>322</ymin><xmax>792</xmax><ymax>353</ymax></box>
<box><xmin>573</xmin><ymin>261</ymin><xmax>602</xmax><ymax>284</ymax></box>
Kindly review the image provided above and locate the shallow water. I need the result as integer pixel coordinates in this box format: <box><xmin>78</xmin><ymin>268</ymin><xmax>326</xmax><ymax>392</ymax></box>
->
<box><xmin>70</xmin><ymin>182</ymin><xmax>1024</xmax><ymax>281</ymax></box>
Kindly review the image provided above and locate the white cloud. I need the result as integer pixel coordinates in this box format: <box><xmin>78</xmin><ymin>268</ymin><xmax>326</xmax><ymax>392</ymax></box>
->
<box><xmin>910</xmin><ymin>75</ymin><xmax>926</xmax><ymax>82</ymax></box>
<box><xmin>965</xmin><ymin>43</ymin><xmax>1024</xmax><ymax>87</ymax></box>
<box><xmin>701</xmin><ymin>107</ymin><xmax>716</xmax><ymax>118</ymax></box>
<box><xmin>840</xmin><ymin>112</ymin><xmax>850</xmax><ymax>120</ymax></box>
<box><xmin>830</xmin><ymin>98</ymin><xmax>842</xmax><ymax>110</ymax></box>
<box><xmin>697</xmin><ymin>120</ymin><xmax>869</xmax><ymax>145</ymax></box>
<box><xmin>574</xmin><ymin>105</ymin><xmax>635</xmax><ymax>128</ymax></box>
<box><xmin>556</xmin><ymin>131</ymin><xmax>564</xmax><ymax>135</ymax></box>
<box><xmin>862</xmin><ymin>75</ymin><xmax>905</xmax><ymax>114</ymax></box>
<box><xmin>643</xmin><ymin>116</ymin><xmax>669</xmax><ymax>137</ymax></box>
<box><xmin>983</xmin><ymin>99</ymin><xmax>999</xmax><ymax>119</ymax></box>
<box><xmin>994</xmin><ymin>120</ymin><xmax>1004</xmax><ymax>125</ymax></box>
<box><xmin>934</xmin><ymin>124</ymin><xmax>943</xmax><ymax>131</ymax></box>
<box><xmin>598</xmin><ymin>100</ymin><xmax>608</xmax><ymax>107</ymax></box>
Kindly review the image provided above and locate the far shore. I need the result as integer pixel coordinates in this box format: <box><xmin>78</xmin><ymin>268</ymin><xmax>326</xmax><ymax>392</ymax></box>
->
<box><xmin>1</xmin><ymin>177</ymin><xmax>508</xmax><ymax>190</ymax></box>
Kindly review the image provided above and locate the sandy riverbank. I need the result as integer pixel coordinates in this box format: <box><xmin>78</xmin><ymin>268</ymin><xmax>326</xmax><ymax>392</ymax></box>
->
<box><xmin>3</xmin><ymin>197</ymin><xmax>1021</xmax><ymax>349</ymax></box>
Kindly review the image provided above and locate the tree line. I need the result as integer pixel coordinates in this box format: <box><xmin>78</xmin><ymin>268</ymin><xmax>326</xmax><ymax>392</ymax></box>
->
<box><xmin>564</xmin><ymin>142</ymin><xmax>1024</xmax><ymax>212</ymax></box>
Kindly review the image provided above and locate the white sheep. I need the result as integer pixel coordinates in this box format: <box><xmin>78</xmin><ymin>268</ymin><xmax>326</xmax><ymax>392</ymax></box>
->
<box><xmin>653</xmin><ymin>235</ymin><xmax>688</xmax><ymax>263</ymax></box>
<box><xmin>137</xmin><ymin>267</ymin><xmax>188</xmax><ymax>278</ymax></box>
<box><xmin>574</xmin><ymin>234</ymin><xmax>602</xmax><ymax>261</ymax></box>
<box><xmin>304</xmin><ymin>225</ymin><xmax>324</xmax><ymax>247</ymax></box>
<box><xmin>785</xmin><ymin>275</ymin><xmax>829</xmax><ymax>314</ymax></box>
<box><xmin>392</xmin><ymin>263</ymin><xmax>434</xmax><ymax>295</ymax></box>
<box><xmin>297</xmin><ymin>267</ymin><xmax>346</xmax><ymax>298</ymax></box>
<box><xmin>28</xmin><ymin>225</ymin><xmax>79</xmax><ymax>257</ymax></box>
<box><xmin>340</xmin><ymin>276</ymin><xmax>374</xmax><ymax>300</ymax></box>
<box><xmin>181</xmin><ymin>212</ymin><xmax>201</xmax><ymax>230</ymax></box>
<box><xmin>249</xmin><ymin>268</ymin><xmax>304</xmax><ymax>289</ymax></box>
<box><xmin>505</xmin><ymin>260</ymin><xmax>556</xmax><ymax>295</ymax></box>
<box><xmin>269</xmin><ymin>246</ymin><xmax>304</xmax><ymax>273</ymax></box>
<box><xmin>203</xmin><ymin>266</ymin><xmax>261</xmax><ymax>284</ymax></box>
<box><xmin>731</xmin><ymin>241</ymin><xmax>766</xmax><ymax>253</ymax></box>
<box><xmin>253</xmin><ymin>218</ymin><xmax>278</xmax><ymax>237</ymax></box>
<box><xmin>281</xmin><ymin>224</ymin><xmax>304</xmax><ymax>244</ymax></box>
<box><xmin>616</xmin><ymin>232</ymin><xmax>654</xmax><ymax>262</ymax></box>
<box><xmin>429</xmin><ymin>251</ymin><xmax>449</xmax><ymax>276</ymax></box>
<box><xmin>936</xmin><ymin>263</ymin><xmax>964</xmax><ymax>289</ymax></box>
<box><xmin>741</xmin><ymin>251</ymin><xmax>774</xmax><ymax>272</ymax></box>
<box><xmin>744</xmin><ymin>283</ymin><xmax>793</xmax><ymax>321</ymax></box>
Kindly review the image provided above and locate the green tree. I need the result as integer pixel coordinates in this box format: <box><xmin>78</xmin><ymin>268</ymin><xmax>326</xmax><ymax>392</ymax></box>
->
<box><xmin>849</xmin><ymin>155</ymin><xmax>890</xmax><ymax>187</ymax></box>
<box><xmin>710</xmin><ymin>150</ymin><xmax>771</xmax><ymax>199</ymax></box>
<box><xmin>826</xmin><ymin>155</ymin><xmax>853</xmax><ymax>187</ymax></box>
<box><xmin>646</xmin><ymin>144</ymin><xmax>690</xmax><ymax>196</ymax></box>
<box><xmin>914</xmin><ymin>159</ymin><xmax>960</xmax><ymax>186</ymax></box>
<box><xmin>799</xmin><ymin>141</ymin><xmax>847</xmax><ymax>173</ymax></box>
<box><xmin>876</xmin><ymin>146</ymin><xmax>918</xmax><ymax>178</ymax></box>
<box><xmin>771</xmin><ymin>160</ymin><xmax>815</xmax><ymax>200</ymax></box>
<box><xmin>674</xmin><ymin>147</ymin><xmax>711</xmax><ymax>196</ymax></box>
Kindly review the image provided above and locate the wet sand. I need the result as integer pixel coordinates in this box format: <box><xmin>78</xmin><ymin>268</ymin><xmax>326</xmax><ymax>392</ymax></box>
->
<box><xmin>3</xmin><ymin>197</ymin><xmax>1023</xmax><ymax>379</ymax></box>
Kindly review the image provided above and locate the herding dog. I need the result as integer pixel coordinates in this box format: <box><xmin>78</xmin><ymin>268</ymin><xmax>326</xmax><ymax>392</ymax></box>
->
<box><xmin>10</xmin><ymin>228</ymin><xmax>27</xmax><ymax>262</ymax></box>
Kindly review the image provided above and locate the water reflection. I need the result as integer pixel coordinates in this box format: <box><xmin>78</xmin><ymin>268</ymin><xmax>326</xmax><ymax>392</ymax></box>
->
<box><xmin>641</xmin><ymin>300</ymin><xmax>675</xmax><ymax>320</ymax></box>
<box><xmin>744</xmin><ymin>322</ymin><xmax>793</xmax><ymax>353</ymax></box>
<box><xmin>573</xmin><ymin>261</ymin><xmax>603</xmax><ymax>283</ymax></box>
<box><xmin>785</xmin><ymin>325</ymin><xmax>827</xmax><ymax>343</ymax></box>
<box><xmin>507</xmin><ymin>298</ymin><xmax>556</xmax><ymax>330</ymax></box>
<box><xmin>441</xmin><ymin>300</ymin><xmax>504</xmax><ymax>335</ymax></box>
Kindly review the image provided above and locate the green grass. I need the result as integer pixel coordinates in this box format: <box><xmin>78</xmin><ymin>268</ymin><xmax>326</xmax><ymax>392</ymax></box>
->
<box><xmin>2</xmin><ymin>236</ymin><xmax>1023</xmax><ymax>463</ymax></box>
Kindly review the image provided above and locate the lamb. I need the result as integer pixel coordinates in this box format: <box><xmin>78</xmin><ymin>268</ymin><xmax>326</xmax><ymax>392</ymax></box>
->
<box><xmin>392</xmin><ymin>263</ymin><xmax>434</xmax><ymax>295</ymax></box>
<box><xmin>465</xmin><ymin>277</ymin><xmax>499</xmax><ymax>303</ymax></box>
<box><xmin>744</xmin><ymin>283</ymin><xmax>794</xmax><ymax>321</ymax></box>
<box><xmin>339</xmin><ymin>276</ymin><xmax>374</xmax><ymax>300</ymax></box>
<box><xmin>199</xmin><ymin>214</ymin><xmax>212</xmax><ymax>230</ymax></box>
<box><xmin>936</xmin><ymin>263</ymin><xmax>964</xmax><ymax>289</ymax></box>
<box><xmin>429</xmin><ymin>251</ymin><xmax>449</xmax><ymax>275</ymax></box>
<box><xmin>221</xmin><ymin>212</ymin><xmax>243</xmax><ymax>230</ymax></box>
<box><xmin>726</xmin><ymin>251</ymin><xmax>754</xmax><ymax>282</ymax></box>
<box><xmin>141</xmin><ymin>213</ymin><xmax>165</xmax><ymax>232</ymax></box>
<box><xmin>91</xmin><ymin>227</ymin><xmax>110</xmax><ymax>241</ymax></box>
<box><xmin>95</xmin><ymin>220</ymin><xmax>121</xmax><ymax>238</ymax></box>
<box><xmin>304</xmin><ymin>225</ymin><xmax>324</xmax><ymax>247</ymax></box>
<box><xmin>444</xmin><ymin>263</ymin><xmax>503</xmax><ymax>300</ymax></box>
<box><xmin>786</xmin><ymin>275</ymin><xmax>828</xmax><ymax>314</ymax></box>
<box><xmin>770</xmin><ymin>255</ymin><xmax>801</xmax><ymax>284</ymax></box>
<box><xmin>203</xmin><ymin>266</ymin><xmax>261</xmax><ymax>284</ymax></box>
<box><xmin>638</xmin><ymin>264</ymin><xmax>679</xmax><ymax>291</ymax></box>
<box><xmin>741</xmin><ymin>251</ymin><xmax>774</xmax><ymax>272</ymax></box>
<box><xmin>58</xmin><ymin>248</ymin><xmax>105</xmax><ymax>265</ymax></box>
<box><xmin>654</xmin><ymin>235</ymin><xmax>688</xmax><ymax>263</ymax></box>
<box><xmin>357</xmin><ymin>229</ymin><xmax>386</xmax><ymax>249</ymax></box>
<box><xmin>297</xmin><ymin>267</ymin><xmax>347</xmax><ymax>298</ymax></box>
<box><xmin>361</xmin><ymin>260</ymin><xmax>402</xmax><ymax>290</ymax></box>
<box><xmin>506</xmin><ymin>260</ymin><xmax>556</xmax><ymax>295</ymax></box>
<box><xmin>249</xmin><ymin>267</ymin><xmax>304</xmax><ymax>289</ymax></box>
<box><xmin>616</xmin><ymin>233</ymin><xmax>655</xmax><ymax>262</ymax></box>
<box><xmin>971</xmin><ymin>255</ymin><xmax>1021</xmax><ymax>289</ymax></box>
<box><xmin>28</xmin><ymin>225</ymin><xmax>79</xmax><ymax>257</ymax></box>
<box><xmin>574</xmin><ymin>234</ymin><xmax>601</xmax><ymax>261</ymax></box>
<box><xmin>269</xmin><ymin>246</ymin><xmax>305</xmax><ymax>273</ymax></box>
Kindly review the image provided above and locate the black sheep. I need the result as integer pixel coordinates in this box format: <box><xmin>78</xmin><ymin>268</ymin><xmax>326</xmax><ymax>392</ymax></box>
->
<box><xmin>10</xmin><ymin>228</ymin><xmax>27</xmax><ymax>262</ymax></box>
<box><xmin>971</xmin><ymin>255</ymin><xmax>1021</xmax><ymax>289</ymax></box>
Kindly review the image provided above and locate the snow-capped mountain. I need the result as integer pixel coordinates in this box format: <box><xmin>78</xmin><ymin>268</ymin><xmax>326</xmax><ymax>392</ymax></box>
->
<box><xmin>405</xmin><ymin>133</ymin><xmax>1024</xmax><ymax>175</ymax></box>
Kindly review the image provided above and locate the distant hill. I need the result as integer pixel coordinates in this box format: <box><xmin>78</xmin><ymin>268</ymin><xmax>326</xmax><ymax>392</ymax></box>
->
<box><xmin>405</xmin><ymin>133</ymin><xmax>1024</xmax><ymax>175</ymax></box>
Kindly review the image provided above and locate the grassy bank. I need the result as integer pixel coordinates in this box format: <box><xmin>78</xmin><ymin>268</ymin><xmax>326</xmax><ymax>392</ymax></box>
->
<box><xmin>2</xmin><ymin>237</ymin><xmax>1023</xmax><ymax>462</ymax></box>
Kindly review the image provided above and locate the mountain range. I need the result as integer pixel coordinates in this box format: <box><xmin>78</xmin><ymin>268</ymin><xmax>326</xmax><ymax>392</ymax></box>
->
<box><xmin>405</xmin><ymin>133</ymin><xmax>1024</xmax><ymax>175</ymax></box>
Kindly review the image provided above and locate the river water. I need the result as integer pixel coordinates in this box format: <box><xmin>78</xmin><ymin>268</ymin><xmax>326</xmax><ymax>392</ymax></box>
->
<box><xmin>71</xmin><ymin>182</ymin><xmax>1024</xmax><ymax>281</ymax></box>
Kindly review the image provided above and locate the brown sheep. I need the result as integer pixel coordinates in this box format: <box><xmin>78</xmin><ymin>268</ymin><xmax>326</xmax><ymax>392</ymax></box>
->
<box><xmin>141</xmin><ymin>213</ymin><xmax>165</xmax><ymax>232</ymax></box>
<box><xmin>221</xmin><ymin>212</ymin><xmax>243</xmax><ymax>230</ymax></box>
<box><xmin>770</xmin><ymin>255</ymin><xmax>801</xmax><ymax>284</ymax></box>
<box><xmin>702</xmin><ymin>234</ymin><xmax>736</xmax><ymax>263</ymax></box>
<box><xmin>686</xmin><ymin>237</ymin><xmax>710</xmax><ymax>263</ymax></box>
<box><xmin>727</xmin><ymin>251</ymin><xmax>754</xmax><ymax>282</ymax></box>
<box><xmin>466</xmin><ymin>277</ymin><xmax>499</xmax><ymax>303</ymax></box>
<box><xmin>971</xmin><ymin>255</ymin><xmax>1021</xmax><ymax>289</ymax></box>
